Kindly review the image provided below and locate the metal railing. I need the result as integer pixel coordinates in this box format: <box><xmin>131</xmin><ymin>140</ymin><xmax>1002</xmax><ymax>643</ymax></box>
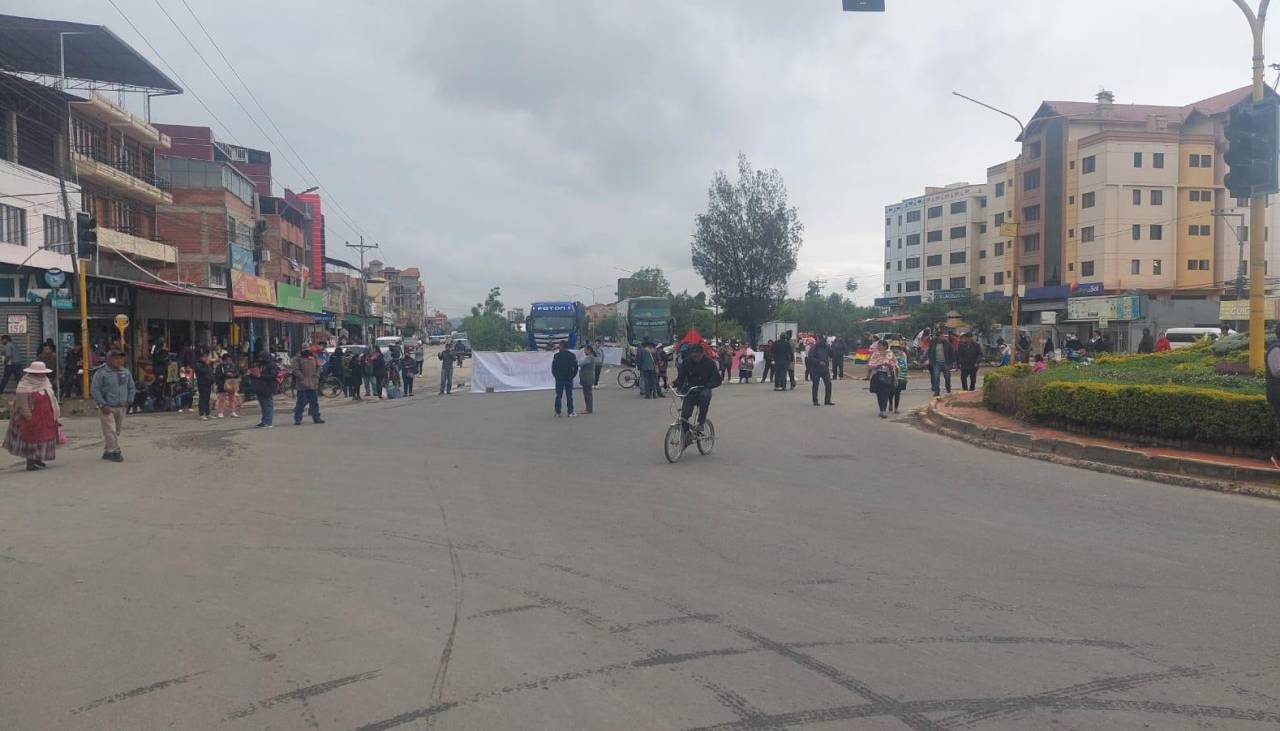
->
<box><xmin>71</xmin><ymin>144</ymin><xmax>167</xmax><ymax>190</ymax></box>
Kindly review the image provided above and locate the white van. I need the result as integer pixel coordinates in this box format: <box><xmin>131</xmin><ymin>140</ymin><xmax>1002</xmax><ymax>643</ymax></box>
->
<box><xmin>1164</xmin><ymin>327</ymin><xmax>1234</xmax><ymax>349</ymax></box>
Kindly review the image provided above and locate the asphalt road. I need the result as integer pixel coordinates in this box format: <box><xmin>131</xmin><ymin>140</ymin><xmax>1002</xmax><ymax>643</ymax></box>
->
<box><xmin>2</xmin><ymin>363</ymin><xmax>1278</xmax><ymax>730</ymax></box>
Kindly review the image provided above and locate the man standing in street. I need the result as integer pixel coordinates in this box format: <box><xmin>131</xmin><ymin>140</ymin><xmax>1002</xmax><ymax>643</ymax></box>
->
<box><xmin>413</xmin><ymin>345</ymin><xmax>425</xmax><ymax>375</ymax></box>
<box><xmin>956</xmin><ymin>331</ymin><xmax>983</xmax><ymax>392</ymax></box>
<box><xmin>831</xmin><ymin>337</ymin><xmax>846</xmax><ymax>380</ymax></box>
<box><xmin>771</xmin><ymin>335</ymin><xmax>793</xmax><ymax>391</ymax></box>
<box><xmin>252</xmin><ymin>353</ymin><xmax>278</xmax><ymax>428</ymax></box>
<box><xmin>291</xmin><ymin>348</ymin><xmax>324</xmax><ymax>426</ymax></box>
<box><xmin>90</xmin><ymin>349</ymin><xmax>135</xmax><ymax>462</ymax></box>
<box><xmin>760</xmin><ymin>339</ymin><xmax>773</xmax><ymax>384</ymax></box>
<box><xmin>438</xmin><ymin>342</ymin><xmax>455</xmax><ymax>395</ymax></box>
<box><xmin>807</xmin><ymin>333</ymin><xmax>834</xmax><ymax>406</ymax></box>
<box><xmin>0</xmin><ymin>334</ymin><xmax>20</xmax><ymax>393</ymax></box>
<box><xmin>551</xmin><ymin>341</ymin><xmax>578</xmax><ymax>417</ymax></box>
<box><xmin>926</xmin><ymin>329</ymin><xmax>955</xmax><ymax>397</ymax></box>
<box><xmin>1137</xmin><ymin>328</ymin><xmax>1155</xmax><ymax>354</ymax></box>
<box><xmin>637</xmin><ymin>340</ymin><xmax>658</xmax><ymax>398</ymax></box>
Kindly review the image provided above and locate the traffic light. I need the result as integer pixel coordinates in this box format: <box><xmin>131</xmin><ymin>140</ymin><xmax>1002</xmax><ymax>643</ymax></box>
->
<box><xmin>75</xmin><ymin>211</ymin><xmax>97</xmax><ymax>259</ymax></box>
<box><xmin>1224</xmin><ymin>96</ymin><xmax>1280</xmax><ymax>199</ymax></box>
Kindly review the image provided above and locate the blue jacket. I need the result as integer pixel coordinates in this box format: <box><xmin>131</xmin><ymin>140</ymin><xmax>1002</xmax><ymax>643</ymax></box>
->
<box><xmin>91</xmin><ymin>365</ymin><xmax>136</xmax><ymax>407</ymax></box>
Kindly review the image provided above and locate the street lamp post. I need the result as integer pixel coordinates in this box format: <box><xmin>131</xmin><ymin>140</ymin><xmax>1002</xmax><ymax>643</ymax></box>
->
<box><xmin>1231</xmin><ymin>0</ymin><xmax>1272</xmax><ymax>370</ymax></box>
<box><xmin>953</xmin><ymin>92</ymin><xmax>1026</xmax><ymax>354</ymax></box>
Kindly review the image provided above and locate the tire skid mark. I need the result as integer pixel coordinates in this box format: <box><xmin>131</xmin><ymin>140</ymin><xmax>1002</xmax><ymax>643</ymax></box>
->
<box><xmin>425</xmin><ymin>466</ymin><xmax>464</xmax><ymax>727</ymax></box>
<box><xmin>520</xmin><ymin>589</ymin><xmax>609</xmax><ymax>629</ymax></box>
<box><xmin>609</xmin><ymin>613</ymin><xmax>720</xmax><ymax>633</ymax></box>
<box><xmin>225</xmin><ymin>670</ymin><xmax>382</xmax><ymax>721</ymax></box>
<box><xmin>232</xmin><ymin>622</ymin><xmax>278</xmax><ymax>662</ymax></box>
<box><xmin>464</xmin><ymin>603</ymin><xmax>543</xmax><ymax>620</ymax></box>
<box><xmin>633</xmin><ymin>647</ymin><xmax>756</xmax><ymax>667</ymax></box>
<box><xmin>71</xmin><ymin>671</ymin><xmax>206</xmax><ymax>715</ymax></box>
<box><xmin>696</xmin><ymin>675</ymin><xmax>785</xmax><ymax>731</ymax></box>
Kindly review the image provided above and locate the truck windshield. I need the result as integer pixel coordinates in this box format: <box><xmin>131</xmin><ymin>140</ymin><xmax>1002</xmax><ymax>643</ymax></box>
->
<box><xmin>531</xmin><ymin>315</ymin><xmax>576</xmax><ymax>331</ymax></box>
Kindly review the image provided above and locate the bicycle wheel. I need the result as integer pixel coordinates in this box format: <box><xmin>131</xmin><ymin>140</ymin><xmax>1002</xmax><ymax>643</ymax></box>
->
<box><xmin>617</xmin><ymin>368</ymin><xmax>637</xmax><ymax>389</ymax></box>
<box><xmin>696</xmin><ymin>419</ymin><xmax>716</xmax><ymax>455</ymax></box>
<box><xmin>663</xmin><ymin>424</ymin><xmax>686</xmax><ymax>463</ymax></box>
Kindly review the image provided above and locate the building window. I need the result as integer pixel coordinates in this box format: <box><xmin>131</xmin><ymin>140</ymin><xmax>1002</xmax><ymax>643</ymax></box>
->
<box><xmin>949</xmin><ymin>276</ymin><xmax>967</xmax><ymax>289</ymax></box>
<box><xmin>1132</xmin><ymin>224</ymin><xmax>1141</xmax><ymax>241</ymax></box>
<box><xmin>994</xmin><ymin>181</ymin><xmax>1005</xmax><ymax>198</ymax></box>
<box><xmin>906</xmin><ymin>233</ymin><xmax>920</xmax><ymax>246</ymax></box>
<box><xmin>979</xmin><ymin>197</ymin><xmax>987</xmax><ymax>208</ymax></box>
<box><xmin>0</xmin><ymin>203</ymin><xmax>26</xmax><ymax>244</ymax></box>
<box><xmin>897</xmin><ymin>260</ymin><xmax>903</xmax><ymax>270</ymax></box>
<box><xmin>1068</xmin><ymin>228</ymin><xmax>1074</xmax><ymax>238</ymax></box>
<box><xmin>896</xmin><ymin>283</ymin><xmax>902</xmax><ymax>293</ymax></box>
<box><xmin>950</xmin><ymin>201</ymin><xmax>967</xmax><ymax>214</ymax></box>
<box><xmin>927</xmin><ymin>230</ymin><xmax>943</xmax><ymax>242</ymax></box>
<box><xmin>905</xmin><ymin>281</ymin><xmax>920</xmax><ymax>292</ymax></box>
<box><xmin>950</xmin><ymin>251</ymin><xmax>966</xmax><ymax>264</ymax></box>
<box><xmin>1187</xmin><ymin>259</ymin><xmax>1210</xmax><ymax>271</ymax></box>
<box><xmin>1153</xmin><ymin>259</ymin><xmax>1162</xmax><ymax>275</ymax></box>
<box><xmin>885</xmin><ymin>284</ymin><xmax>891</xmax><ymax>292</ymax></box>
<box><xmin>1131</xmin><ymin>259</ymin><xmax>1141</xmax><ymax>275</ymax></box>
<box><xmin>1133</xmin><ymin>151</ymin><xmax>1143</xmax><ymax>168</ymax></box>
<box><xmin>905</xmin><ymin>257</ymin><xmax>920</xmax><ymax>269</ymax></box>
<box><xmin>1190</xmin><ymin>153</ymin><xmax>1212</xmax><ymax>167</ymax></box>
<box><xmin>926</xmin><ymin>279</ymin><xmax>942</xmax><ymax>291</ymax></box>
<box><xmin>898</xmin><ymin>215</ymin><xmax>902</xmax><ymax>225</ymax></box>
<box><xmin>1081</xmin><ymin>226</ymin><xmax>1095</xmax><ymax>243</ymax></box>
<box><xmin>1028</xmin><ymin>141</ymin><xmax>1042</xmax><ymax>159</ymax></box>
<box><xmin>886</xmin><ymin>239</ymin><xmax>891</xmax><ymax>248</ymax></box>
<box><xmin>949</xmin><ymin>225</ymin><xmax>967</xmax><ymax>239</ymax></box>
<box><xmin>1022</xmin><ymin>205</ymin><xmax>1040</xmax><ymax>222</ymax></box>
<box><xmin>1082</xmin><ymin>155</ymin><xmax>1096</xmax><ymax>174</ymax></box>
<box><xmin>994</xmin><ymin>212</ymin><xmax>1005</xmax><ymax>226</ymax></box>
<box><xmin>1068</xmin><ymin>262</ymin><xmax>1074</xmax><ymax>272</ymax></box>
<box><xmin>905</xmin><ymin>209</ymin><xmax>920</xmax><ymax>222</ymax></box>
<box><xmin>43</xmin><ymin>215</ymin><xmax>70</xmax><ymax>248</ymax></box>
<box><xmin>1081</xmin><ymin>260</ymin><xmax>1095</xmax><ymax>277</ymax></box>
<box><xmin>1081</xmin><ymin>191</ymin><xmax>1095</xmax><ymax>208</ymax></box>
<box><xmin>978</xmin><ymin>222</ymin><xmax>987</xmax><ymax>234</ymax></box>
<box><xmin>994</xmin><ymin>271</ymin><xmax>1005</xmax><ymax>285</ymax></box>
<box><xmin>1132</xmin><ymin>189</ymin><xmax>1142</xmax><ymax>205</ymax></box>
<box><xmin>1022</xmin><ymin>234</ymin><xmax>1040</xmax><ymax>252</ymax></box>
<box><xmin>1189</xmin><ymin>189</ymin><xmax>1213</xmax><ymax>202</ymax></box>
<box><xmin>1021</xmin><ymin>265</ymin><xmax>1040</xmax><ymax>283</ymax></box>
<box><xmin>1150</xmin><ymin>224</ymin><xmax>1163</xmax><ymax>240</ymax></box>
<box><xmin>926</xmin><ymin>254</ymin><xmax>943</xmax><ymax>267</ymax></box>
<box><xmin>885</xmin><ymin>261</ymin><xmax>892</xmax><ymax>270</ymax></box>
<box><xmin>885</xmin><ymin>217</ymin><xmax>891</xmax><ymax>226</ymax></box>
<box><xmin>1188</xmin><ymin>224</ymin><xmax>1210</xmax><ymax>236</ymax></box>
<box><xmin>979</xmin><ymin>275</ymin><xmax>986</xmax><ymax>284</ymax></box>
<box><xmin>1153</xmin><ymin>152</ymin><xmax>1165</xmax><ymax>168</ymax></box>
<box><xmin>1150</xmin><ymin>189</ymin><xmax>1163</xmax><ymax>205</ymax></box>
<box><xmin>1023</xmin><ymin>168</ymin><xmax>1041</xmax><ymax>190</ymax></box>
<box><xmin>1239</xmin><ymin>225</ymin><xmax>1248</xmax><ymax>240</ymax></box>
<box><xmin>994</xmin><ymin>241</ymin><xmax>1005</xmax><ymax>256</ymax></box>
<box><xmin>897</xmin><ymin>238</ymin><xmax>903</xmax><ymax>248</ymax></box>
<box><xmin>978</xmin><ymin>249</ymin><xmax>987</xmax><ymax>259</ymax></box>
<box><xmin>1069</xmin><ymin>160</ymin><xmax>1076</xmax><ymax>170</ymax></box>
<box><xmin>927</xmin><ymin>205</ymin><xmax>943</xmax><ymax>218</ymax></box>
<box><xmin>209</xmin><ymin>264</ymin><xmax>229</xmax><ymax>287</ymax></box>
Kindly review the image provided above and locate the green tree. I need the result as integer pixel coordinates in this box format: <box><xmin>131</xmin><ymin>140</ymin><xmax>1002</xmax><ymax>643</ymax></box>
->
<box><xmin>805</xmin><ymin>280</ymin><xmax>823</xmax><ymax>299</ymax></box>
<box><xmin>593</xmin><ymin>313</ymin><xmax>618</xmax><ymax>340</ymax></box>
<box><xmin>904</xmin><ymin>301</ymin><xmax>951</xmax><ymax>338</ymax></box>
<box><xmin>958</xmin><ymin>297</ymin><xmax>1010</xmax><ymax>341</ymax></box>
<box><xmin>463</xmin><ymin>286</ymin><xmax>523</xmax><ymax>351</ymax></box>
<box><xmin>622</xmin><ymin>267</ymin><xmax>671</xmax><ymax>298</ymax></box>
<box><xmin>691</xmin><ymin>153</ymin><xmax>803</xmax><ymax>345</ymax></box>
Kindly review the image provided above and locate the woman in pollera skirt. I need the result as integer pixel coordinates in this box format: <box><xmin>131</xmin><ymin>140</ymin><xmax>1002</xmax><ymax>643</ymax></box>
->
<box><xmin>3</xmin><ymin>361</ymin><xmax>61</xmax><ymax>471</ymax></box>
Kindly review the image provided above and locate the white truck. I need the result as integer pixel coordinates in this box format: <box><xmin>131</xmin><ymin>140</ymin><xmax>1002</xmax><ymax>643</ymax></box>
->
<box><xmin>759</xmin><ymin>321</ymin><xmax>798</xmax><ymax>345</ymax></box>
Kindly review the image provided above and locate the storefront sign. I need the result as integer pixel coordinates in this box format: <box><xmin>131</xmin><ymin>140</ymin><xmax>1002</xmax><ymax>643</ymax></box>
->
<box><xmin>230</xmin><ymin>270</ymin><xmax>276</xmax><ymax>305</ymax></box>
<box><xmin>1072</xmin><ymin>282</ymin><xmax>1104</xmax><ymax>295</ymax></box>
<box><xmin>43</xmin><ymin>268</ymin><xmax>66</xmax><ymax>288</ymax></box>
<box><xmin>1219</xmin><ymin>298</ymin><xmax>1280</xmax><ymax>320</ymax></box>
<box><xmin>276</xmin><ymin>282</ymin><xmax>323</xmax><ymax>313</ymax></box>
<box><xmin>228</xmin><ymin>244</ymin><xmax>256</xmax><ymax>273</ymax></box>
<box><xmin>1067</xmin><ymin>295</ymin><xmax>1144</xmax><ymax>322</ymax></box>
<box><xmin>314</xmin><ymin>312</ymin><xmax>337</xmax><ymax>323</ymax></box>
<box><xmin>7</xmin><ymin>314</ymin><xmax>28</xmax><ymax>334</ymax></box>
<box><xmin>87</xmin><ymin>280</ymin><xmax>133</xmax><ymax>308</ymax></box>
<box><xmin>873</xmin><ymin>295</ymin><xmax>922</xmax><ymax>307</ymax></box>
<box><xmin>932</xmin><ymin>288</ymin><xmax>971</xmax><ymax>303</ymax></box>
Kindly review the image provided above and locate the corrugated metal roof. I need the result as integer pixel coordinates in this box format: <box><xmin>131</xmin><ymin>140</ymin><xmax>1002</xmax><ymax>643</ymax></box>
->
<box><xmin>0</xmin><ymin>14</ymin><xmax>180</xmax><ymax>93</ymax></box>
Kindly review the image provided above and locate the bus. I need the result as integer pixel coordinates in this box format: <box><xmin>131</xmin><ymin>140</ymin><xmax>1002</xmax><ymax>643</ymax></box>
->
<box><xmin>617</xmin><ymin>297</ymin><xmax>674</xmax><ymax>347</ymax></box>
<box><xmin>526</xmin><ymin>301</ymin><xmax>587</xmax><ymax>350</ymax></box>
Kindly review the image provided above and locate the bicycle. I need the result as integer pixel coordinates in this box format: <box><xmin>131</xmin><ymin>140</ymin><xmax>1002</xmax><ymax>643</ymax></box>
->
<box><xmin>617</xmin><ymin>366</ymin><xmax>638</xmax><ymax>389</ymax></box>
<box><xmin>663</xmin><ymin>385</ymin><xmax>715</xmax><ymax>463</ymax></box>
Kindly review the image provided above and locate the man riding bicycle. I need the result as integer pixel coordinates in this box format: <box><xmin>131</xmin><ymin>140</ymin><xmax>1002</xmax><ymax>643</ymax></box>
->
<box><xmin>672</xmin><ymin>342</ymin><xmax>722</xmax><ymax>437</ymax></box>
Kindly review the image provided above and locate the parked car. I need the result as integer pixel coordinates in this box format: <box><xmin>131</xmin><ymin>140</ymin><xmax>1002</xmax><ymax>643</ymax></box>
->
<box><xmin>1165</xmin><ymin>327</ymin><xmax>1235</xmax><ymax>349</ymax></box>
<box><xmin>450</xmin><ymin>338</ymin><xmax>472</xmax><ymax>360</ymax></box>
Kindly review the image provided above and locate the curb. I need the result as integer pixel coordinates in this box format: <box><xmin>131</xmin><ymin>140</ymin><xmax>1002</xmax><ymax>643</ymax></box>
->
<box><xmin>917</xmin><ymin>404</ymin><xmax>1280</xmax><ymax>501</ymax></box>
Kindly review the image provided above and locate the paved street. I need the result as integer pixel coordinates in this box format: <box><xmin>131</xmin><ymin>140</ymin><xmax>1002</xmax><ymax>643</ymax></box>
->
<box><xmin>2</xmin><ymin>368</ymin><xmax>1278</xmax><ymax>730</ymax></box>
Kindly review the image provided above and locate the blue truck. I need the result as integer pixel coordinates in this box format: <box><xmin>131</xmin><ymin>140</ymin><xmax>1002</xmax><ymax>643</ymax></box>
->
<box><xmin>526</xmin><ymin>301</ymin><xmax>587</xmax><ymax>350</ymax></box>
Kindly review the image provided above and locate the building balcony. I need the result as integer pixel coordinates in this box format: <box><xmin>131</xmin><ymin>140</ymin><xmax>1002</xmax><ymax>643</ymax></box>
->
<box><xmin>72</xmin><ymin>146</ymin><xmax>173</xmax><ymax>205</ymax></box>
<box><xmin>69</xmin><ymin>93</ymin><xmax>171</xmax><ymax>149</ymax></box>
<box><xmin>96</xmin><ymin>226</ymin><xmax>178</xmax><ymax>265</ymax></box>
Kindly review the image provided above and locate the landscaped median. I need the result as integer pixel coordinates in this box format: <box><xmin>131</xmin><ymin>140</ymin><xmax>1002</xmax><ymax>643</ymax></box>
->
<box><xmin>916</xmin><ymin>339</ymin><xmax>1280</xmax><ymax>498</ymax></box>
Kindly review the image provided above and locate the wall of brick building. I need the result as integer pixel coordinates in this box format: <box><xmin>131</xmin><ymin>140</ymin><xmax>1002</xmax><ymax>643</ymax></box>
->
<box><xmin>156</xmin><ymin>187</ymin><xmax>253</xmax><ymax>287</ymax></box>
<box><xmin>259</xmin><ymin>214</ymin><xmax>306</xmax><ymax>285</ymax></box>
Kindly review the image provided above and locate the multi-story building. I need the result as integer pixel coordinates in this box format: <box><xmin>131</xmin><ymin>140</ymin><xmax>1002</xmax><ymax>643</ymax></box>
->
<box><xmin>258</xmin><ymin>194</ymin><xmax>310</xmax><ymax>287</ymax></box>
<box><xmin>882</xmin><ymin>195</ymin><xmax>923</xmax><ymax>299</ymax></box>
<box><xmin>155</xmin><ymin>124</ymin><xmax>272</xmax><ymax>197</ymax></box>
<box><xmin>293</xmin><ymin>189</ymin><xmax>325</xmax><ymax>289</ymax></box>
<box><xmin>154</xmin><ymin>156</ymin><xmax>257</xmax><ymax>289</ymax></box>
<box><xmin>921</xmin><ymin>183</ymin><xmax>985</xmax><ymax>300</ymax></box>
<box><xmin>976</xmin><ymin>160</ymin><xmax>1017</xmax><ymax>295</ymax></box>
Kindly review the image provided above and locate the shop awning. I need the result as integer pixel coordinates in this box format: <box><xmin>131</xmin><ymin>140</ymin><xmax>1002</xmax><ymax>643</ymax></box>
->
<box><xmin>232</xmin><ymin>305</ymin><xmax>316</xmax><ymax>324</ymax></box>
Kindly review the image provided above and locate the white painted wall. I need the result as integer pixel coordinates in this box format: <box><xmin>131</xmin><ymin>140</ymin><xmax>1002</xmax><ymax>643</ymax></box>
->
<box><xmin>0</xmin><ymin>160</ymin><xmax>76</xmax><ymax>271</ymax></box>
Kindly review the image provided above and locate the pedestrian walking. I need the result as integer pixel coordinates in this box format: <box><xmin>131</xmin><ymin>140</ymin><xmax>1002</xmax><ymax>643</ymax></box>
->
<box><xmin>925</xmin><ymin>329</ymin><xmax>955</xmax><ymax>397</ymax></box>
<box><xmin>890</xmin><ymin>340</ymin><xmax>909</xmax><ymax>413</ymax></box>
<box><xmin>291</xmin><ymin>348</ymin><xmax>325</xmax><ymax>426</ymax></box>
<box><xmin>655</xmin><ymin>343</ymin><xmax>670</xmax><ymax>393</ymax></box>
<box><xmin>0</xmin><ymin>334</ymin><xmax>20</xmax><ymax>393</ymax></box>
<box><xmin>1042</xmin><ymin>335</ymin><xmax>1056</xmax><ymax>360</ymax></box>
<box><xmin>552</xmin><ymin>341</ymin><xmax>578</xmax><ymax>417</ymax></box>
<box><xmin>251</xmin><ymin>353</ymin><xmax>278</xmax><ymax>428</ymax></box>
<box><xmin>438</xmin><ymin>343</ymin><xmax>455</xmax><ymax>395</ymax></box>
<box><xmin>956</xmin><ymin>332</ymin><xmax>983</xmax><ymax>392</ymax></box>
<box><xmin>807</xmin><ymin>333</ymin><xmax>834</xmax><ymax>406</ymax></box>
<box><xmin>90</xmin><ymin>349</ymin><xmax>135</xmax><ymax>462</ymax></box>
<box><xmin>579</xmin><ymin>344</ymin><xmax>599</xmax><ymax>414</ymax></box>
<box><xmin>737</xmin><ymin>346</ymin><xmax>754</xmax><ymax>383</ymax></box>
<box><xmin>1266</xmin><ymin>324</ymin><xmax>1280</xmax><ymax>469</ymax></box>
<box><xmin>1154</xmin><ymin>331</ymin><xmax>1172</xmax><ymax>353</ymax></box>
<box><xmin>328</xmin><ymin>346</ymin><xmax>345</xmax><ymax>394</ymax></box>
<box><xmin>399</xmin><ymin>352</ymin><xmax>416</xmax><ymax>396</ymax></box>
<box><xmin>1137</xmin><ymin>328</ymin><xmax>1155</xmax><ymax>354</ymax></box>
<box><xmin>997</xmin><ymin>337</ymin><xmax>1011</xmax><ymax>366</ymax></box>
<box><xmin>760</xmin><ymin>340</ymin><xmax>774</xmax><ymax>383</ymax></box>
<box><xmin>867</xmin><ymin>340</ymin><xmax>899</xmax><ymax>418</ymax></box>
<box><xmin>348</xmin><ymin>352</ymin><xmax>366</xmax><ymax>400</ymax></box>
<box><xmin>214</xmin><ymin>353</ymin><xmax>242</xmax><ymax>418</ymax></box>
<box><xmin>831</xmin><ymin>337</ymin><xmax>847</xmax><ymax>380</ymax></box>
<box><xmin>3</xmin><ymin>361</ymin><xmax>60</xmax><ymax>471</ymax></box>
<box><xmin>593</xmin><ymin>338</ymin><xmax>605</xmax><ymax>386</ymax></box>
<box><xmin>786</xmin><ymin>337</ymin><xmax>797</xmax><ymax>389</ymax></box>
<box><xmin>369</xmin><ymin>348</ymin><xmax>387</xmax><ymax>399</ymax></box>
<box><xmin>194</xmin><ymin>351</ymin><xmax>214</xmax><ymax>420</ymax></box>
<box><xmin>771</xmin><ymin>336</ymin><xmax>793</xmax><ymax>391</ymax></box>
<box><xmin>37</xmin><ymin>341</ymin><xmax>58</xmax><ymax>397</ymax></box>
<box><xmin>637</xmin><ymin>340</ymin><xmax>658</xmax><ymax>398</ymax></box>
<box><xmin>62</xmin><ymin>342</ymin><xmax>84</xmax><ymax>398</ymax></box>
<box><xmin>413</xmin><ymin>345</ymin><xmax>425</xmax><ymax>375</ymax></box>
<box><xmin>717</xmin><ymin>343</ymin><xmax>732</xmax><ymax>383</ymax></box>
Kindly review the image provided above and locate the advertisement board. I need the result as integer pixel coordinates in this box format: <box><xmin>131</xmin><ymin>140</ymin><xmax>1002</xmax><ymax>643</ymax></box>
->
<box><xmin>230</xmin><ymin>270</ymin><xmax>276</xmax><ymax>305</ymax></box>
<box><xmin>1066</xmin><ymin>295</ymin><xmax>1144</xmax><ymax>322</ymax></box>
<box><xmin>1219</xmin><ymin>298</ymin><xmax>1280</xmax><ymax>320</ymax></box>
<box><xmin>276</xmin><ymin>282</ymin><xmax>323</xmax><ymax>313</ymax></box>
<box><xmin>228</xmin><ymin>244</ymin><xmax>256</xmax><ymax>272</ymax></box>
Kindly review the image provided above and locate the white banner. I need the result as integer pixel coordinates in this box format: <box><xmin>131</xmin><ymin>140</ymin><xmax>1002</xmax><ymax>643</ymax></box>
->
<box><xmin>601</xmin><ymin>346</ymin><xmax>624</xmax><ymax>366</ymax></box>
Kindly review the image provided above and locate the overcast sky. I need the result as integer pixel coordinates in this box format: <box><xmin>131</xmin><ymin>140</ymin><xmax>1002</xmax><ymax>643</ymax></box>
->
<box><xmin>15</xmin><ymin>1</ymin><xmax>1280</xmax><ymax>314</ymax></box>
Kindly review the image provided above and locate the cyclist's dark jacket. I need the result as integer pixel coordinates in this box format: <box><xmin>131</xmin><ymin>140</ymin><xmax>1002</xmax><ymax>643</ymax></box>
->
<box><xmin>674</xmin><ymin>355</ymin><xmax>722</xmax><ymax>391</ymax></box>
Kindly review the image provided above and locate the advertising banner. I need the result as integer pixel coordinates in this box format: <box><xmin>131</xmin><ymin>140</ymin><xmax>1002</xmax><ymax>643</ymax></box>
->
<box><xmin>1219</xmin><ymin>298</ymin><xmax>1280</xmax><ymax>321</ymax></box>
<box><xmin>229</xmin><ymin>244</ymin><xmax>256</xmax><ymax>272</ymax></box>
<box><xmin>1066</xmin><ymin>295</ymin><xmax>1143</xmax><ymax>322</ymax></box>
<box><xmin>230</xmin><ymin>270</ymin><xmax>276</xmax><ymax>305</ymax></box>
<box><xmin>276</xmin><ymin>282</ymin><xmax>323</xmax><ymax>313</ymax></box>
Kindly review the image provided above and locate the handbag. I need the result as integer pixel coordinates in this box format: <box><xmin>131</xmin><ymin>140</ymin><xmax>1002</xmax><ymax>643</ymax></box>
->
<box><xmin>57</xmin><ymin>423</ymin><xmax>68</xmax><ymax>446</ymax></box>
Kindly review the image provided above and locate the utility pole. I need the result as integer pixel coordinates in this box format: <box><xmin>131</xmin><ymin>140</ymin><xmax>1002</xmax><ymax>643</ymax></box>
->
<box><xmin>1231</xmin><ymin>0</ymin><xmax>1272</xmax><ymax>370</ymax></box>
<box><xmin>54</xmin><ymin>132</ymin><xmax>91</xmax><ymax>399</ymax></box>
<box><xmin>346</xmin><ymin>236</ymin><xmax>378</xmax><ymax>346</ymax></box>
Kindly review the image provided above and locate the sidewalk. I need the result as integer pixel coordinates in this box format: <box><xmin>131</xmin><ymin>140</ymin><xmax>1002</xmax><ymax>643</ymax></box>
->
<box><xmin>920</xmin><ymin>390</ymin><xmax>1280</xmax><ymax>500</ymax></box>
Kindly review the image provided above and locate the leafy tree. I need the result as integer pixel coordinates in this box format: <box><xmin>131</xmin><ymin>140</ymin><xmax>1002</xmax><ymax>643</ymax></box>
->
<box><xmin>903</xmin><ymin>301</ymin><xmax>951</xmax><ymax>338</ymax></box>
<box><xmin>463</xmin><ymin>286</ymin><xmax>523</xmax><ymax>351</ymax></box>
<box><xmin>471</xmin><ymin>287</ymin><xmax>505</xmax><ymax>318</ymax></box>
<box><xmin>958</xmin><ymin>297</ymin><xmax>1010</xmax><ymax>341</ymax></box>
<box><xmin>622</xmin><ymin>267</ymin><xmax>671</xmax><ymax>298</ymax></box>
<box><xmin>691</xmin><ymin>153</ymin><xmax>803</xmax><ymax>345</ymax></box>
<box><xmin>592</xmin><ymin>313</ymin><xmax>618</xmax><ymax>340</ymax></box>
<box><xmin>805</xmin><ymin>280</ymin><xmax>823</xmax><ymax>299</ymax></box>
<box><xmin>776</xmin><ymin>292</ymin><xmax>879</xmax><ymax>341</ymax></box>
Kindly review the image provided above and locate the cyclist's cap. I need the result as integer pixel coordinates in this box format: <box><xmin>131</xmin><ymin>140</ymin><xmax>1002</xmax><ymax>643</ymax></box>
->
<box><xmin>108</xmin><ymin>349</ymin><xmax>124</xmax><ymax>357</ymax></box>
